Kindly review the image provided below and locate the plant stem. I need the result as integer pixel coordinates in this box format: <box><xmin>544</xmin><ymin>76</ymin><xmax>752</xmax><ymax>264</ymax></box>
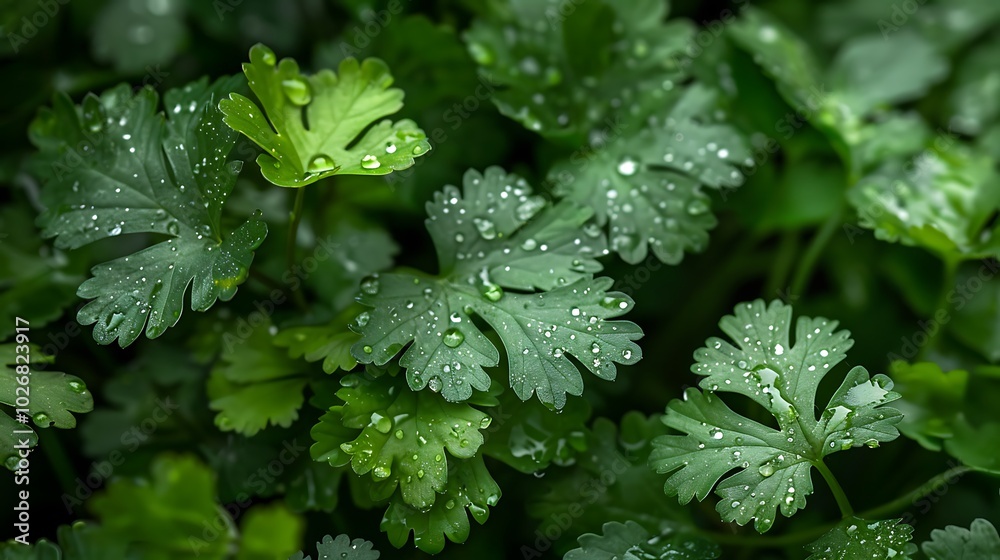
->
<box><xmin>286</xmin><ymin>188</ymin><xmax>308</xmax><ymax>310</ymax></box>
<box><xmin>789</xmin><ymin>208</ymin><xmax>843</xmax><ymax>299</ymax></box>
<box><xmin>917</xmin><ymin>256</ymin><xmax>959</xmax><ymax>360</ymax></box>
<box><xmin>858</xmin><ymin>465</ymin><xmax>971</xmax><ymax>520</ymax></box>
<box><xmin>814</xmin><ymin>459</ymin><xmax>854</xmax><ymax>518</ymax></box>
<box><xmin>764</xmin><ymin>232</ymin><xmax>800</xmax><ymax>299</ymax></box>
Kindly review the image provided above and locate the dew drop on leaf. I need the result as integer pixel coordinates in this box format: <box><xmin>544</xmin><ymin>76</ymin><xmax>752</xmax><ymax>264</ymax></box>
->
<box><xmin>281</xmin><ymin>78</ymin><xmax>312</xmax><ymax>106</ymax></box>
<box><xmin>442</xmin><ymin>328</ymin><xmax>465</xmax><ymax>348</ymax></box>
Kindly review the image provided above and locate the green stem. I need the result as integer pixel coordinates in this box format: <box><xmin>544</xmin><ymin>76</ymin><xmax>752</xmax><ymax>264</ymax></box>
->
<box><xmin>702</xmin><ymin>465</ymin><xmax>971</xmax><ymax>549</ymax></box>
<box><xmin>814</xmin><ymin>459</ymin><xmax>854</xmax><ymax>518</ymax></box>
<box><xmin>764</xmin><ymin>232</ymin><xmax>800</xmax><ymax>299</ymax></box>
<box><xmin>917</xmin><ymin>257</ymin><xmax>959</xmax><ymax>360</ymax></box>
<box><xmin>789</xmin><ymin>208</ymin><xmax>843</xmax><ymax>299</ymax></box>
<box><xmin>858</xmin><ymin>465</ymin><xmax>970</xmax><ymax>520</ymax></box>
<box><xmin>286</xmin><ymin>188</ymin><xmax>308</xmax><ymax>310</ymax></box>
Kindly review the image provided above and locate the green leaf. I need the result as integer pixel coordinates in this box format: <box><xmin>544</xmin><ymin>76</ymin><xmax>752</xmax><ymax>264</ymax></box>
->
<box><xmin>351</xmin><ymin>166</ymin><xmax>642</xmax><ymax>408</ymax></box>
<box><xmin>828</xmin><ymin>32</ymin><xmax>948</xmax><ymax>117</ymax></box>
<box><xmin>481</xmin><ymin>387</ymin><xmax>589</xmax><ymax>473</ymax></box>
<box><xmin>944</xmin><ymin>418</ymin><xmax>1000</xmax><ymax>474</ymax></box>
<box><xmin>805</xmin><ymin>517</ymin><xmax>916</xmax><ymax>559</ymax></box>
<box><xmin>889</xmin><ymin>361</ymin><xmax>968</xmax><ymax>451</ymax></box>
<box><xmin>0</xmin><ymin>522</ymin><xmax>128</xmax><ymax>559</ymax></box>
<box><xmin>237</xmin><ymin>504</ymin><xmax>304</xmax><ymax>560</ymax></box>
<box><xmin>650</xmin><ymin>300</ymin><xmax>903</xmax><ymax>532</ymax></box>
<box><xmin>549</xmin><ymin>84</ymin><xmax>750</xmax><ymax>264</ymax></box>
<box><xmin>564</xmin><ymin>520</ymin><xmax>720</xmax><ymax>560</ymax></box>
<box><xmin>207</xmin><ymin>323</ymin><xmax>311</xmax><ymax>436</ymax></box>
<box><xmin>949</xmin><ymin>36</ymin><xmax>1000</xmax><ymax>136</ymax></box>
<box><xmin>289</xmin><ymin>534</ymin><xmax>380</xmax><ymax>560</ymax></box>
<box><xmin>381</xmin><ymin>455</ymin><xmax>500</xmax><ymax>554</ymax></box>
<box><xmin>1</xmin><ymin>343</ymin><xmax>92</xmax><ymax>470</ymax></box>
<box><xmin>951</xmin><ymin>262</ymin><xmax>1000</xmax><ymax>362</ymax></box>
<box><xmin>311</xmin><ymin>371</ymin><xmax>489</xmax><ymax>510</ymax></box>
<box><xmin>275</xmin><ymin>321</ymin><xmax>358</xmax><ymax>374</ymax></box>
<box><xmin>848</xmin><ymin>145</ymin><xmax>1000</xmax><ymax>260</ymax></box>
<box><xmin>220</xmin><ymin>43</ymin><xmax>431</xmax><ymax>187</ymax></box>
<box><xmin>922</xmin><ymin>518</ymin><xmax>1000</xmax><ymax>560</ymax></box>
<box><xmin>464</xmin><ymin>0</ymin><xmax>692</xmax><ymax>142</ymax></box>
<box><xmin>307</xmin><ymin>220</ymin><xmax>399</xmax><ymax>310</ymax></box>
<box><xmin>30</xmin><ymin>76</ymin><xmax>267</xmax><ymax>347</ymax></box>
<box><xmin>89</xmin><ymin>454</ymin><xmax>231</xmax><ymax>560</ymax></box>
<box><xmin>91</xmin><ymin>0</ymin><xmax>186</xmax><ymax>73</ymax></box>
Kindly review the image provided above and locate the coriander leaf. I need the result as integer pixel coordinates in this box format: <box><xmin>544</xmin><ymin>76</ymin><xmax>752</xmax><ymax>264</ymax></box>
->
<box><xmin>949</xmin><ymin>36</ymin><xmax>1000</xmax><ymax>136</ymax></box>
<box><xmin>564</xmin><ymin>520</ymin><xmax>720</xmax><ymax>560</ymax></box>
<box><xmin>805</xmin><ymin>517</ymin><xmax>916</xmax><ymax>559</ymax></box>
<box><xmin>827</xmin><ymin>32</ymin><xmax>947</xmax><ymax>117</ymax></box>
<box><xmin>889</xmin><ymin>361</ymin><xmax>968</xmax><ymax>451</ymax></box>
<box><xmin>650</xmin><ymin>300</ymin><xmax>903</xmax><ymax>532</ymax></box>
<box><xmin>91</xmin><ymin>0</ymin><xmax>186</xmax><ymax>73</ymax></box>
<box><xmin>351</xmin><ymin>166</ymin><xmax>642</xmax><ymax>408</ymax></box>
<box><xmin>381</xmin><ymin>455</ymin><xmax>500</xmax><ymax>554</ymax></box>
<box><xmin>951</xmin><ymin>262</ymin><xmax>1000</xmax><ymax>361</ymax></box>
<box><xmin>1</xmin><ymin>343</ymin><xmax>92</xmax><ymax>470</ymax></box>
<box><xmin>480</xmin><ymin>387</ymin><xmax>589</xmax><ymax>473</ymax></box>
<box><xmin>307</xmin><ymin>220</ymin><xmax>399</xmax><ymax>310</ymax></box>
<box><xmin>220</xmin><ymin>43</ymin><xmax>431</xmax><ymax>187</ymax></box>
<box><xmin>207</xmin><ymin>323</ymin><xmax>312</xmax><ymax>436</ymax></box>
<box><xmin>311</xmin><ymin>371</ymin><xmax>490</xmax><ymax>510</ymax></box>
<box><xmin>945</xmin><ymin>418</ymin><xmax>1000</xmax><ymax>474</ymax></box>
<box><xmin>275</xmin><ymin>321</ymin><xmax>358</xmax><ymax>374</ymax></box>
<box><xmin>237</xmin><ymin>504</ymin><xmax>304</xmax><ymax>560</ymax></box>
<box><xmin>549</xmin><ymin>84</ymin><xmax>750</xmax><ymax>264</ymax></box>
<box><xmin>922</xmin><ymin>518</ymin><xmax>1000</xmax><ymax>560</ymax></box>
<box><xmin>464</xmin><ymin>0</ymin><xmax>693</xmax><ymax>143</ymax></box>
<box><xmin>89</xmin><ymin>454</ymin><xmax>231</xmax><ymax>560</ymax></box>
<box><xmin>529</xmin><ymin>415</ymin><xmax>692</xmax><ymax>545</ymax></box>
<box><xmin>30</xmin><ymin>76</ymin><xmax>267</xmax><ymax>347</ymax></box>
<box><xmin>848</xmin><ymin>145</ymin><xmax>1000</xmax><ymax>260</ymax></box>
<box><xmin>289</xmin><ymin>534</ymin><xmax>379</xmax><ymax>560</ymax></box>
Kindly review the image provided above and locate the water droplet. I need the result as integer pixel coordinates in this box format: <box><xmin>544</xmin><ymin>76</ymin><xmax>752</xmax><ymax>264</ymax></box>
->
<box><xmin>394</xmin><ymin>429</ymin><xmax>404</xmax><ymax>439</ymax></box>
<box><xmin>521</xmin><ymin>238</ymin><xmax>538</xmax><ymax>251</ymax></box>
<box><xmin>428</xmin><ymin>377</ymin><xmax>443</xmax><ymax>392</ymax></box>
<box><xmin>617</xmin><ymin>156</ymin><xmax>639</xmax><ymax>176</ymax></box>
<box><xmin>362</xmin><ymin>345</ymin><xmax>373</xmax><ymax>354</ymax></box>
<box><xmin>360</xmin><ymin>276</ymin><xmax>380</xmax><ymax>295</ymax></box>
<box><xmin>361</xmin><ymin>154</ymin><xmax>381</xmax><ymax>169</ymax></box>
<box><xmin>687</xmin><ymin>200</ymin><xmax>709</xmax><ymax>215</ymax></box>
<box><xmin>308</xmin><ymin>154</ymin><xmax>336</xmax><ymax>173</ymax></box>
<box><xmin>68</xmin><ymin>381</ymin><xmax>86</xmax><ymax>393</ymax></box>
<box><xmin>281</xmin><ymin>78</ymin><xmax>312</xmax><ymax>105</ymax></box>
<box><xmin>166</xmin><ymin>221</ymin><xmax>180</xmax><ymax>236</ymax></box>
<box><xmin>32</xmin><ymin>412</ymin><xmax>52</xmax><ymax>428</ymax></box>
<box><xmin>481</xmin><ymin>283</ymin><xmax>503</xmax><ymax>302</ymax></box>
<box><xmin>516</xmin><ymin>196</ymin><xmax>546</xmax><ymax>221</ymax></box>
<box><xmin>473</xmin><ymin>217</ymin><xmax>497</xmax><ymax>240</ymax></box>
<box><xmin>442</xmin><ymin>328</ymin><xmax>465</xmax><ymax>348</ymax></box>
<box><xmin>758</xmin><ymin>463</ymin><xmax>775</xmax><ymax>477</ymax></box>
<box><xmin>354</xmin><ymin>312</ymin><xmax>370</xmax><ymax>328</ymax></box>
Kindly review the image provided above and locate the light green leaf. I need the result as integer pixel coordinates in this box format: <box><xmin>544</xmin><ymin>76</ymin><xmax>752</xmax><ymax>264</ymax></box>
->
<box><xmin>311</xmin><ymin>372</ymin><xmax>488</xmax><ymax>510</ymax></box>
<box><xmin>805</xmin><ymin>517</ymin><xmax>916</xmax><ymax>559</ymax></box>
<box><xmin>381</xmin><ymin>455</ymin><xmax>500</xmax><ymax>554</ymax></box>
<box><xmin>30</xmin><ymin>76</ymin><xmax>267</xmax><ymax>347</ymax></box>
<box><xmin>650</xmin><ymin>300</ymin><xmax>902</xmax><ymax>532</ymax></box>
<box><xmin>289</xmin><ymin>534</ymin><xmax>380</xmax><ymax>560</ymax></box>
<box><xmin>89</xmin><ymin>454</ymin><xmax>231</xmax><ymax>560</ymax></box>
<box><xmin>207</xmin><ymin>324</ymin><xmax>311</xmax><ymax>436</ymax></box>
<box><xmin>949</xmin><ymin>36</ymin><xmax>1000</xmax><ymax>136</ymax></box>
<box><xmin>275</xmin><ymin>321</ymin><xmax>358</xmax><ymax>374</ymax></box>
<box><xmin>237</xmin><ymin>504</ymin><xmax>304</xmax><ymax>560</ymax></box>
<box><xmin>351</xmin><ymin>166</ymin><xmax>642</xmax><ymax>409</ymax></box>
<box><xmin>922</xmin><ymin>518</ymin><xmax>1000</xmax><ymax>560</ymax></box>
<box><xmin>564</xmin><ymin>520</ymin><xmax>720</xmax><ymax>560</ymax></box>
<box><xmin>220</xmin><ymin>43</ymin><xmax>431</xmax><ymax>187</ymax></box>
